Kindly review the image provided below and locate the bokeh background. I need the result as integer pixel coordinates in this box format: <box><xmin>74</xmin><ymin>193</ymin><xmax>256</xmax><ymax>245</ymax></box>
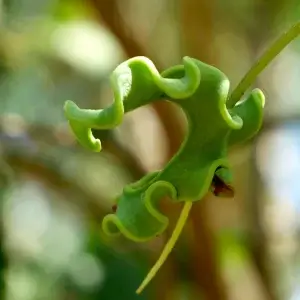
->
<box><xmin>1</xmin><ymin>0</ymin><xmax>300</xmax><ymax>299</ymax></box>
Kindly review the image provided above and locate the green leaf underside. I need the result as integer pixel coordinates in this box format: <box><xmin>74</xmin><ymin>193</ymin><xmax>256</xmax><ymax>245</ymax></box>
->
<box><xmin>64</xmin><ymin>56</ymin><xmax>265</xmax><ymax>242</ymax></box>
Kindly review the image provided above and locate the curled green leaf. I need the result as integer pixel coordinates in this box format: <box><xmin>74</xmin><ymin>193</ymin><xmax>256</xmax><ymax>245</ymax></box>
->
<box><xmin>64</xmin><ymin>56</ymin><xmax>201</xmax><ymax>152</ymax></box>
<box><xmin>64</xmin><ymin>55</ymin><xmax>265</xmax><ymax>294</ymax></box>
<box><xmin>64</xmin><ymin>54</ymin><xmax>265</xmax><ymax>247</ymax></box>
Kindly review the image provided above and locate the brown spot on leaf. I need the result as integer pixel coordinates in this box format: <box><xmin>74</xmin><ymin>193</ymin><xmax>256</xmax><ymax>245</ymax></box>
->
<box><xmin>112</xmin><ymin>204</ymin><xmax>118</xmax><ymax>213</ymax></box>
<box><xmin>211</xmin><ymin>174</ymin><xmax>234</xmax><ymax>198</ymax></box>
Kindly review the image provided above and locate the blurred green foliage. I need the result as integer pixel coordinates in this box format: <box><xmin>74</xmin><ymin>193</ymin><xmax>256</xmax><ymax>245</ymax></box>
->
<box><xmin>1</xmin><ymin>0</ymin><xmax>300</xmax><ymax>299</ymax></box>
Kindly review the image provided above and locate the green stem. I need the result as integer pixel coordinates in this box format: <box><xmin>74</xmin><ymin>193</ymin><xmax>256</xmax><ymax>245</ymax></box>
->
<box><xmin>228</xmin><ymin>21</ymin><xmax>300</xmax><ymax>108</ymax></box>
<box><xmin>136</xmin><ymin>201</ymin><xmax>193</xmax><ymax>294</ymax></box>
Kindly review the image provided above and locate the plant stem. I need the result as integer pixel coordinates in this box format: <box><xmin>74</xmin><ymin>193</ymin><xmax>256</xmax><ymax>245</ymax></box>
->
<box><xmin>228</xmin><ymin>21</ymin><xmax>300</xmax><ymax>108</ymax></box>
<box><xmin>136</xmin><ymin>201</ymin><xmax>193</xmax><ymax>294</ymax></box>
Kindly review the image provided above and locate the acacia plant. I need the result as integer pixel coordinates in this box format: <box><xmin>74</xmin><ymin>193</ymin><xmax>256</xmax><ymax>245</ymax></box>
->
<box><xmin>64</xmin><ymin>21</ymin><xmax>300</xmax><ymax>294</ymax></box>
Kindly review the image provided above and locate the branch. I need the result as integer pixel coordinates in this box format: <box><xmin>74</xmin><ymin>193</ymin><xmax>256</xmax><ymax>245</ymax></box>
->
<box><xmin>179</xmin><ymin>0</ymin><xmax>228</xmax><ymax>298</ymax></box>
<box><xmin>88</xmin><ymin>0</ymin><xmax>184</xmax><ymax>157</ymax></box>
<box><xmin>87</xmin><ymin>1</ymin><xmax>184</xmax><ymax>297</ymax></box>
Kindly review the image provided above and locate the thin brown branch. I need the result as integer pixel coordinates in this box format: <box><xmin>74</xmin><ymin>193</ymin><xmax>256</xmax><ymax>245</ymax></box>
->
<box><xmin>4</xmin><ymin>151</ymin><xmax>106</xmax><ymax>220</ymax></box>
<box><xmin>92</xmin><ymin>129</ymin><xmax>146</xmax><ymax>179</ymax></box>
<box><xmin>179</xmin><ymin>0</ymin><xmax>229</xmax><ymax>298</ymax></box>
<box><xmin>88</xmin><ymin>0</ymin><xmax>184</xmax><ymax>157</ymax></box>
<box><xmin>190</xmin><ymin>198</ymin><xmax>227</xmax><ymax>300</ymax></box>
<box><xmin>87</xmin><ymin>0</ymin><xmax>183</xmax><ymax>297</ymax></box>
